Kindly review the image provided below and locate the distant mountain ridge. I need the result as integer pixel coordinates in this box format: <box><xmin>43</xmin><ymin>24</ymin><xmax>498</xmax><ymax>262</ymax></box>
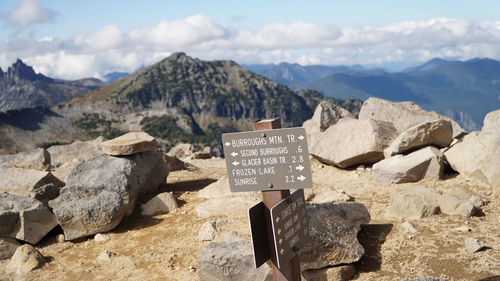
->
<box><xmin>0</xmin><ymin>53</ymin><xmax>361</xmax><ymax>154</ymax></box>
<box><xmin>249</xmin><ymin>58</ymin><xmax>500</xmax><ymax>131</ymax></box>
<box><xmin>0</xmin><ymin>59</ymin><xmax>106</xmax><ymax>112</ymax></box>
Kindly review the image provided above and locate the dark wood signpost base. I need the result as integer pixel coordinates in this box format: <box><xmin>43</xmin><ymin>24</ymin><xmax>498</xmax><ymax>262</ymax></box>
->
<box><xmin>252</xmin><ymin>118</ymin><xmax>302</xmax><ymax>281</ymax></box>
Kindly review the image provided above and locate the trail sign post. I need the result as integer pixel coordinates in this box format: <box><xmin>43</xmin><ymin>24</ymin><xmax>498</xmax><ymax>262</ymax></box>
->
<box><xmin>223</xmin><ymin>117</ymin><xmax>310</xmax><ymax>281</ymax></box>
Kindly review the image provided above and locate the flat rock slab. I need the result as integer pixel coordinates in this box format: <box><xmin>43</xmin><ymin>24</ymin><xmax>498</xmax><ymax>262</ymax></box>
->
<box><xmin>373</xmin><ymin>146</ymin><xmax>444</xmax><ymax>184</ymax></box>
<box><xmin>49</xmin><ymin>185</ymin><xmax>125</xmax><ymax>241</ymax></box>
<box><xmin>0</xmin><ymin>167</ymin><xmax>64</xmax><ymax>196</ymax></box>
<box><xmin>0</xmin><ymin>148</ymin><xmax>50</xmax><ymax>171</ymax></box>
<box><xmin>359</xmin><ymin>97</ymin><xmax>465</xmax><ymax>139</ymax></box>
<box><xmin>384</xmin><ymin>120</ymin><xmax>453</xmax><ymax>157</ymax></box>
<box><xmin>0</xmin><ymin>193</ymin><xmax>58</xmax><ymax>244</ymax></box>
<box><xmin>300</xmin><ymin>202</ymin><xmax>370</xmax><ymax>270</ymax></box>
<box><xmin>310</xmin><ymin>118</ymin><xmax>398</xmax><ymax>168</ymax></box>
<box><xmin>197</xmin><ymin>240</ymin><xmax>271</xmax><ymax>281</ymax></box>
<box><xmin>102</xmin><ymin>132</ymin><xmax>157</xmax><ymax>155</ymax></box>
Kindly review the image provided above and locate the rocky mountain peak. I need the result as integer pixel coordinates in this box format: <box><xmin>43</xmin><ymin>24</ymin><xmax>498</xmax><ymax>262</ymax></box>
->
<box><xmin>6</xmin><ymin>59</ymin><xmax>50</xmax><ymax>82</ymax></box>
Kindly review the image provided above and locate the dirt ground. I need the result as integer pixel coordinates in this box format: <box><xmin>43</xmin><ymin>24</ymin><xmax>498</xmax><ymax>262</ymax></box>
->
<box><xmin>1</xmin><ymin>157</ymin><xmax>499</xmax><ymax>281</ymax></box>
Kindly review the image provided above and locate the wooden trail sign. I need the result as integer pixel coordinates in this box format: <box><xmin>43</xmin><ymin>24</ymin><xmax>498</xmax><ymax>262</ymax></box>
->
<box><xmin>222</xmin><ymin>127</ymin><xmax>312</xmax><ymax>192</ymax></box>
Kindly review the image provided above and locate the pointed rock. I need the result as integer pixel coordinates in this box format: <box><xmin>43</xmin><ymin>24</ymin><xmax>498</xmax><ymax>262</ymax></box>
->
<box><xmin>359</xmin><ymin>97</ymin><xmax>465</xmax><ymax>139</ymax></box>
<box><xmin>8</xmin><ymin>244</ymin><xmax>45</xmax><ymax>275</ymax></box>
<box><xmin>384</xmin><ymin>119</ymin><xmax>453</xmax><ymax>157</ymax></box>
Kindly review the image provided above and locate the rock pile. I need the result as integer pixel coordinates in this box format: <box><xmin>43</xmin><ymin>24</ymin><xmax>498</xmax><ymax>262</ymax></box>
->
<box><xmin>0</xmin><ymin>132</ymin><xmax>170</xmax><ymax>249</ymax></box>
<box><xmin>305</xmin><ymin>97</ymin><xmax>500</xmax><ymax>193</ymax></box>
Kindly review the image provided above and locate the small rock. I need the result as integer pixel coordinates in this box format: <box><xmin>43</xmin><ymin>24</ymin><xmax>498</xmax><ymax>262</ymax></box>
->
<box><xmin>197</xmin><ymin>176</ymin><xmax>232</xmax><ymax>199</ymax></box>
<box><xmin>97</xmin><ymin>250</ymin><xmax>114</xmax><ymax>261</ymax></box>
<box><xmin>55</xmin><ymin>234</ymin><xmax>65</xmax><ymax>243</ymax></box>
<box><xmin>191</xmin><ymin>150</ymin><xmax>211</xmax><ymax>159</ymax></box>
<box><xmin>455</xmin><ymin>226</ymin><xmax>471</xmax><ymax>232</ymax></box>
<box><xmin>140</xmin><ymin>192</ymin><xmax>178</xmax><ymax>216</ymax></box>
<box><xmin>163</xmin><ymin>154</ymin><xmax>197</xmax><ymax>171</ymax></box>
<box><xmin>8</xmin><ymin>244</ymin><xmax>45</xmax><ymax>274</ymax></box>
<box><xmin>101</xmin><ymin>132</ymin><xmax>157</xmax><ymax>156</ymax></box>
<box><xmin>439</xmin><ymin>194</ymin><xmax>476</xmax><ymax>217</ymax></box>
<box><xmin>198</xmin><ymin>221</ymin><xmax>218</xmax><ymax>241</ymax></box>
<box><xmin>0</xmin><ymin>237</ymin><xmax>20</xmax><ymax>260</ymax></box>
<box><xmin>465</xmin><ymin>238</ymin><xmax>485</xmax><ymax>253</ymax></box>
<box><xmin>198</xmin><ymin>240</ymin><xmax>271</xmax><ymax>281</ymax></box>
<box><xmin>311</xmin><ymin>187</ymin><xmax>353</xmax><ymax>203</ymax></box>
<box><xmin>302</xmin><ymin>264</ymin><xmax>356</xmax><ymax>281</ymax></box>
<box><xmin>94</xmin><ymin>233</ymin><xmax>111</xmax><ymax>242</ymax></box>
<box><xmin>469</xmin><ymin>195</ymin><xmax>485</xmax><ymax>208</ymax></box>
<box><xmin>388</xmin><ymin>186</ymin><xmax>440</xmax><ymax>220</ymax></box>
<box><xmin>401</xmin><ymin>221</ymin><xmax>418</xmax><ymax>234</ymax></box>
<box><xmin>167</xmin><ymin>143</ymin><xmax>194</xmax><ymax>158</ymax></box>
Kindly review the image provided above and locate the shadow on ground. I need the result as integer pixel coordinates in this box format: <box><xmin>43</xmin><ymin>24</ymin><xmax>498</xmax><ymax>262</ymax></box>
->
<box><xmin>354</xmin><ymin>223</ymin><xmax>393</xmax><ymax>274</ymax></box>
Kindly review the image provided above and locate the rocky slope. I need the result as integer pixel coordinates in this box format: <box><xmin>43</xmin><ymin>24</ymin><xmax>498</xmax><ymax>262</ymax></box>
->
<box><xmin>0</xmin><ymin>59</ymin><xmax>105</xmax><ymax>112</ymax></box>
<box><xmin>0</xmin><ymin>53</ymin><xmax>361</xmax><ymax>155</ymax></box>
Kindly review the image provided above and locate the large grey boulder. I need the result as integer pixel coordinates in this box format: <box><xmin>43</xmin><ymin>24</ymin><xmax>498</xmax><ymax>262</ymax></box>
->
<box><xmin>303</xmin><ymin>101</ymin><xmax>352</xmax><ymax>135</ymax></box>
<box><xmin>48</xmin><ymin>185</ymin><xmax>125</xmax><ymax>241</ymax></box>
<box><xmin>66</xmin><ymin>154</ymin><xmax>137</xmax><ymax>214</ymax></box>
<box><xmin>384</xmin><ymin>120</ymin><xmax>453</xmax><ymax>157</ymax></box>
<box><xmin>359</xmin><ymin>97</ymin><xmax>465</xmax><ymax>139</ymax></box>
<box><xmin>198</xmin><ymin>240</ymin><xmax>271</xmax><ymax>281</ymax></box>
<box><xmin>0</xmin><ymin>193</ymin><xmax>58</xmax><ymax>244</ymax></box>
<box><xmin>310</xmin><ymin>118</ymin><xmax>398</xmax><ymax>168</ymax></box>
<box><xmin>300</xmin><ymin>202</ymin><xmax>370</xmax><ymax>271</ymax></box>
<box><xmin>373</xmin><ymin>147</ymin><xmax>444</xmax><ymax>184</ymax></box>
<box><xmin>101</xmin><ymin>132</ymin><xmax>157</xmax><ymax>156</ymax></box>
<box><xmin>0</xmin><ymin>148</ymin><xmax>50</xmax><ymax>171</ymax></box>
<box><xmin>445</xmin><ymin>110</ymin><xmax>500</xmax><ymax>191</ymax></box>
<box><xmin>0</xmin><ymin>167</ymin><xmax>64</xmax><ymax>196</ymax></box>
<box><xmin>66</xmin><ymin>150</ymin><xmax>168</xmax><ymax>215</ymax></box>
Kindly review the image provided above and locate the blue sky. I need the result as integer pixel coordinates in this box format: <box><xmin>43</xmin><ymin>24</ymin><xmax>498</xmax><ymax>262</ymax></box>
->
<box><xmin>1</xmin><ymin>0</ymin><xmax>500</xmax><ymax>79</ymax></box>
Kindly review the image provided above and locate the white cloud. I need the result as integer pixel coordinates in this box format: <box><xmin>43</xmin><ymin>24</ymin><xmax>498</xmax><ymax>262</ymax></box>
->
<box><xmin>3</xmin><ymin>15</ymin><xmax>500</xmax><ymax>79</ymax></box>
<box><xmin>4</xmin><ymin>0</ymin><xmax>58</xmax><ymax>29</ymax></box>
